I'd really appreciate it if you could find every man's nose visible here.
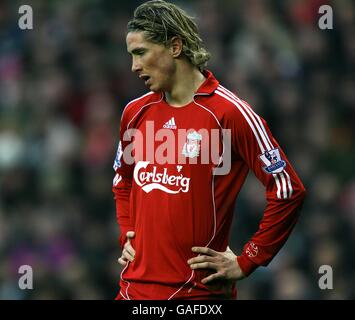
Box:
[131,58,142,73]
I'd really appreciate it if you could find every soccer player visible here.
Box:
[112,0,306,300]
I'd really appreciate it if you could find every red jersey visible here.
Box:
[112,70,306,300]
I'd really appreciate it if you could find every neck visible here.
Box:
[165,64,206,107]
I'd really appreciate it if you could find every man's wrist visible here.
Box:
[236,254,258,277]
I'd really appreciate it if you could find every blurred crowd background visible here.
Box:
[0,0,354,299]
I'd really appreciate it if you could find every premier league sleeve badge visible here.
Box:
[259,148,286,174]
[113,141,123,170]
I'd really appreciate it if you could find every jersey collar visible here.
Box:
[194,69,220,95]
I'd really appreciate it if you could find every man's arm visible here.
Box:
[188,95,306,282]
[112,170,134,249]
[112,111,135,251]
[113,170,136,265]
[231,98,306,276]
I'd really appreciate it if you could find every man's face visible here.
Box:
[126,31,176,92]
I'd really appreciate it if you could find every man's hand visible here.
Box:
[187,246,245,284]
[118,231,136,266]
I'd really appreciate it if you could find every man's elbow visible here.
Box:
[293,182,307,206]
[299,184,307,200]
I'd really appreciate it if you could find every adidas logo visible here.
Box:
[163,117,177,129]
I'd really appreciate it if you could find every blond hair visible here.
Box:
[127,0,210,70]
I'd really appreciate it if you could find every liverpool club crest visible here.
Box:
[182,131,202,158]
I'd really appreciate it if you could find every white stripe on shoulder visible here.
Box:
[240,98,274,150]
[215,89,265,153]
[218,85,274,150]
[217,86,292,200]
[218,85,274,149]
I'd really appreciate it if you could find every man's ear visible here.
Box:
[170,36,183,58]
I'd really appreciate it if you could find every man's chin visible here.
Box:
[148,85,162,93]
